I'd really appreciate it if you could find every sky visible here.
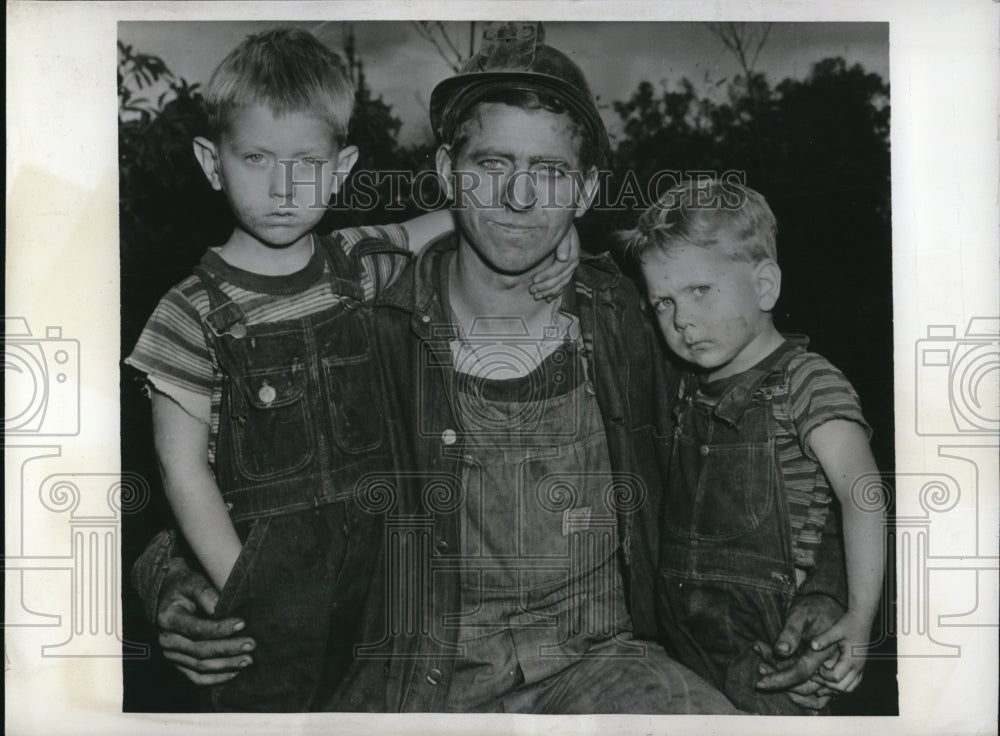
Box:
[119,20,889,146]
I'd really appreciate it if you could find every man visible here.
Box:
[137,22,847,713]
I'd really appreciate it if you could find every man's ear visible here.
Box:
[573,167,600,219]
[192,137,222,191]
[330,145,360,195]
[754,259,782,311]
[435,144,455,202]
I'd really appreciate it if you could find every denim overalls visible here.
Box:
[657,339,817,715]
[194,237,390,711]
[441,330,634,711]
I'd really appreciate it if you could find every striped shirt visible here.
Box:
[125,225,408,466]
[696,347,871,570]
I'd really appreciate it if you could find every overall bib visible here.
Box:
[442,337,633,711]
[657,342,817,715]
[195,240,388,711]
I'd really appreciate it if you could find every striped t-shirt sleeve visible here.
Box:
[787,352,872,461]
[124,277,215,398]
[334,223,410,302]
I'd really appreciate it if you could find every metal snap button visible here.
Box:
[420,314,432,324]
[258,383,277,405]
[699,445,710,456]
[230,323,247,339]
[434,538,449,554]
[426,668,443,685]
[441,428,457,445]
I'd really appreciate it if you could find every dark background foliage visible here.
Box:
[120,27,895,714]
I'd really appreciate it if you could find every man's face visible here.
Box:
[437,102,595,277]
[195,103,357,250]
[640,243,774,381]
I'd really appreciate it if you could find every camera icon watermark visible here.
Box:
[3,317,80,436]
[915,317,999,436]
[417,314,584,443]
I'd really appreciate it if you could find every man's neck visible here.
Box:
[448,240,556,337]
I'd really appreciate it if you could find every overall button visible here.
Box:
[229,323,247,339]
[426,668,443,686]
[699,445,710,456]
[434,538,449,554]
[441,428,457,445]
[258,383,277,405]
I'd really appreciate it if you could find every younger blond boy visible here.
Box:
[626,179,884,714]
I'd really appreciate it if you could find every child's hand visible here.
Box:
[809,611,873,693]
[530,226,580,301]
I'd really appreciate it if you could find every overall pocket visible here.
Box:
[664,409,776,541]
[321,352,383,454]
[214,516,271,618]
[230,361,315,480]
[315,309,384,454]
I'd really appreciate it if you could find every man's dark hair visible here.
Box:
[448,89,599,171]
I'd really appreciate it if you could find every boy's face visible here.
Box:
[640,242,780,381]
[194,104,357,250]
[436,102,596,277]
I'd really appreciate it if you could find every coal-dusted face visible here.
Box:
[436,102,595,278]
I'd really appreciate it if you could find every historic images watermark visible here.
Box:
[276,165,750,213]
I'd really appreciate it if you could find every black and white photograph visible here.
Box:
[118,17,898,716]
[5,2,998,734]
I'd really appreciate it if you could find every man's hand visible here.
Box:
[156,563,255,686]
[530,226,581,301]
[752,593,845,709]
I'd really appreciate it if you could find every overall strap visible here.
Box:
[191,265,253,422]
[316,233,367,304]
[192,264,249,339]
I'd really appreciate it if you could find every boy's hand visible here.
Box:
[530,226,580,301]
[156,561,255,686]
[809,611,872,694]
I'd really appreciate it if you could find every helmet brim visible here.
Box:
[430,71,609,167]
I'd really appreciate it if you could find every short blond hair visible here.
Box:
[621,178,777,264]
[205,27,354,143]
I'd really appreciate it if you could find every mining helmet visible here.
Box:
[429,22,609,166]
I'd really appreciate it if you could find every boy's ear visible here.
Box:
[754,259,782,311]
[573,167,600,219]
[435,145,455,202]
[330,145,360,195]
[192,137,222,191]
